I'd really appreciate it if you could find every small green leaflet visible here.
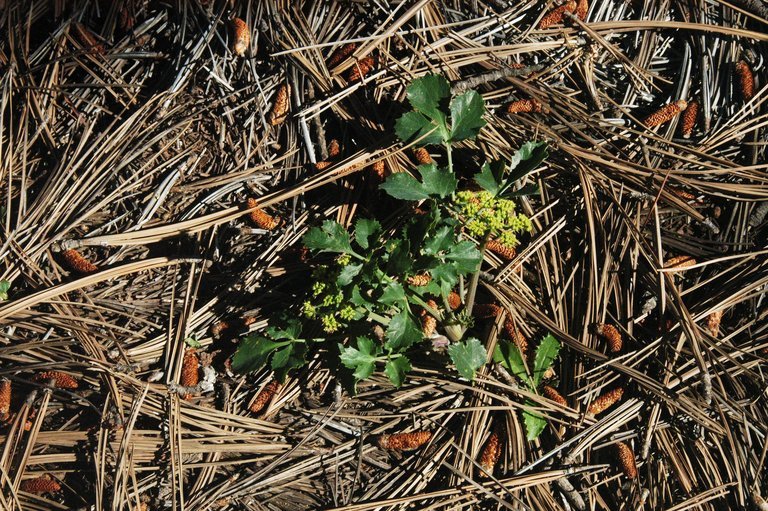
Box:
[384,356,412,388]
[532,334,560,388]
[493,340,531,387]
[507,141,548,184]
[337,263,363,286]
[232,335,290,373]
[354,219,381,250]
[523,406,547,440]
[385,310,422,351]
[379,163,457,201]
[449,90,486,141]
[407,74,451,122]
[271,342,306,382]
[303,220,354,254]
[448,337,488,380]
[184,336,202,348]
[0,280,9,301]
[395,112,446,146]
[339,336,382,381]
[475,159,506,196]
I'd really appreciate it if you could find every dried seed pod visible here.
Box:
[249,379,281,414]
[615,442,638,478]
[268,83,290,126]
[587,387,624,416]
[377,430,432,451]
[735,60,755,101]
[681,100,699,139]
[407,273,432,287]
[247,198,280,230]
[413,147,433,164]
[34,371,79,389]
[473,303,502,319]
[664,255,696,269]
[371,160,386,180]
[643,100,688,128]
[328,139,341,158]
[0,379,10,418]
[20,475,61,494]
[506,99,543,114]
[231,17,250,57]
[314,160,332,171]
[327,42,357,68]
[539,1,578,29]
[479,425,503,475]
[707,309,722,337]
[347,56,375,82]
[447,291,462,311]
[61,249,98,274]
[542,385,567,406]
[180,349,199,394]
[503,318,528,356]
[72,22,105,54]
[486,239,517,260]
[594,323,622,353]
[421,314,437,337]
[576,0,589,19]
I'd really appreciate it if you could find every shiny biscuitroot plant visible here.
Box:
[233,74,548,390]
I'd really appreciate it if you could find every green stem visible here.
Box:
[367,311,391,326]
[465,234,490,317]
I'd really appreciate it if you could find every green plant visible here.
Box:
[233,74,547,391]
[0,280,10,301]
[493,333,561,439]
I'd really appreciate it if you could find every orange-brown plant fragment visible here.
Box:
[576,0,589,19]
[20,475,61,494]
[0,379,10,419]
[506,99,543,114]
[377,430,433,451]
[707,310,722,337]
[249,379,281,414]
[72,23,105,54]
[327,139,341,158]
[479,425,503,475]
[487,239,517,260]
[347,56,375,82]
[180,349,199,397]
[539,1,578,29]
[587,387,624,415]
[231,17,250,56]
[542,385,567,406]
[681,100,699,138]
[664,255,696,269]
[447,291,462,311]
[643,100,688,128]
[371,160,386,180]
[34,371,79,389]
[61,249,98,274]
[327,42,357,68]
[503,318,528,356]
[615,442,638,478]
[247,198,280,230]
[473,303,502,319]
[594,323,622,353]
[413,147,433,165]
[268,83,290,126]
[407,273,432,287]
[735,60,755,101]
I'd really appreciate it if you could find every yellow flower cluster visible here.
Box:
[456,191,532,246]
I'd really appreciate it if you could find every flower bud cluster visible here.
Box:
[302,256,359,333]
[455,191,533,246]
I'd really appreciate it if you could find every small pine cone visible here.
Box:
[542,385,567,406]
[231,17,250,57]
[328,139,341,158]
[421,314,437,337]
[249,379,281,414]
[707,309,722,337]
[0,379,10,418]
[669,187,696,200]
[615,442,638,479]
[587,387,624,416]
[473,303,502,319]
[407,273,432,286]
[487,239,517,261]
[413,148,433,165]
[479,426,503,475]
[34,371,78,389]
[72,23,105,54]
[268,83,290,126]
[447,291,462,311]
[210,320,230,337]
[181,349,199,394]
[576,0,589,19]
[643,100,688,128]
[664,255,696,269]
[327,42,357,68]
[681,100,699,139]
[347,56,375,82]
[503,318,528,356]
[20,475,61,494]
[421,299,439,317]
[539,1,578,29]
[594,323,622,353]
[61,249,98,274]
[735,60,755,101]
[247,198,280,230]
[377,430,433,451]
[315,160,332,171]
[371,160,386,180]
[506,98,543,114]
